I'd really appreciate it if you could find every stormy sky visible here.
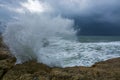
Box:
[0,0,120,36]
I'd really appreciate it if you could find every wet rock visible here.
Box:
[0,57,16,80]
[2,61,51,80]
[0,50,10,60]
[1,57,120,80]
[0,70,4,79]
[0,36,10,60]
[49,58,120,80]
[0,37,15,80]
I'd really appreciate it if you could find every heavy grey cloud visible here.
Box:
[43,0,120,35]
[0,0,120,35]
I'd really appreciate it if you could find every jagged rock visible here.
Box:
[49,58,120,80]
[0,70,4,79]
[0,36,10,60]
[2,61,51,80]
[0,50,10,60]
[0,37,16,80]
[0,57,16,80]
[1,58,120,80]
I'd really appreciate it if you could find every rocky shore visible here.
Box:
[0,37,120,80]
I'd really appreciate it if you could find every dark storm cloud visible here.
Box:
[0,0,120,23]
[42,0,120,35]
[0,0,120,35]
[0,0,27,21]
[0,0,25,7]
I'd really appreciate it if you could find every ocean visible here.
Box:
[2,15,120,68]
[43,36,120,67]
[34,36,120,67]
[78,36,120,42]
[1,0,120,69]
[58,36,120,67]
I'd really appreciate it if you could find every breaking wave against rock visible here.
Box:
[3,13,76,67]
[2,13,120,67]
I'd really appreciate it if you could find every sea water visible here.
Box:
[36,36,120,67]
[2,14,120,68]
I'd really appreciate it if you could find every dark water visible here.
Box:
[78,36,120,42]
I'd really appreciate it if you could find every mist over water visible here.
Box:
[3,13,120,67]
[1,0,120,67]
[3,13,76,66]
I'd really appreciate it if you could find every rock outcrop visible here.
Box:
[0,37,120,80]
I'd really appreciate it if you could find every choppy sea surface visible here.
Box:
[3,19,120,67]
[78,36,120,42]
[35,36,120,67]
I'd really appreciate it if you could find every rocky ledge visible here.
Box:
[0,37,120,80]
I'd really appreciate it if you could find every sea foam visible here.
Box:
[3,13,76,67]
[3,13,120,68]
[1,0,120,68]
